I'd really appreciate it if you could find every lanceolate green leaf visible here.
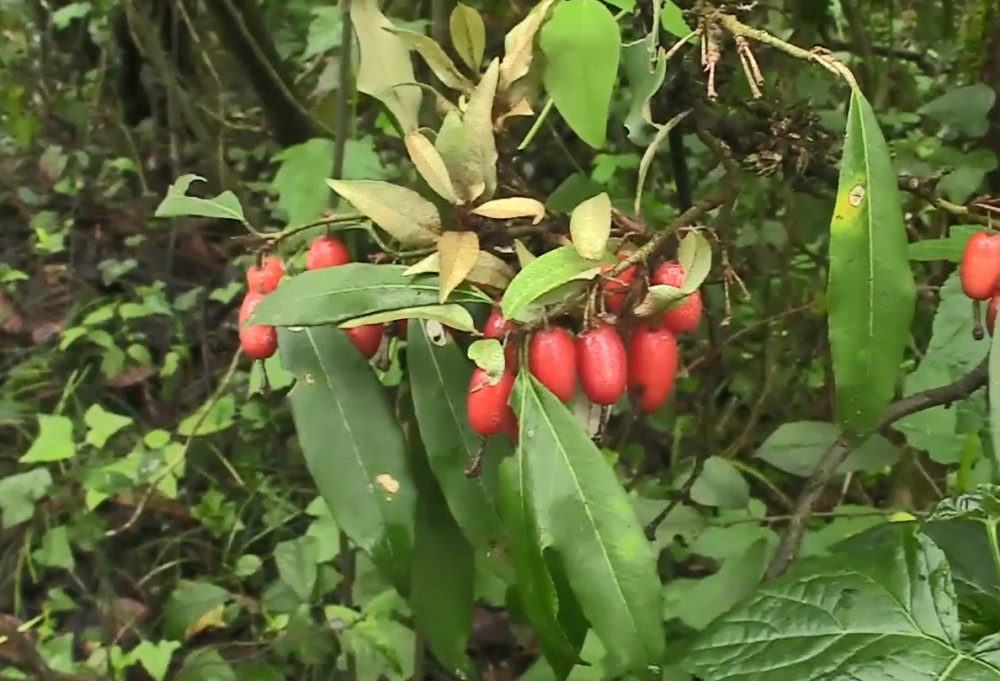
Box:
[511,373,665,673]
[501,246,614,321]
[827,89,916,435]
[248,264,490,327]
[279,326,415,595]
[407,320,508,555]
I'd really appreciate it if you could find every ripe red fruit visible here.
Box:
[306,236,351,270]
[345,324,382,359]
[247,256,284,293]
[628,323,679,413]
[467,368,517,437]
[239,291,266,327]
[395,319,409,339]
[961,232,1000,301]
[576,323,628,406]
[528,327,577,402]
[989,295,1000,336]
[601,257,638,313]
[240,324,278,360]
[483,307,519,371]
[651,261,702,334]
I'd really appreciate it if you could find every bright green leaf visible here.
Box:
[273,139,336,227]
[907,225,980,262]
[660,1,693,38]
[468,338,507,379]
[176,396,236,438]
[130,640,182,681]
[501,246,614,321]
[84,404,133,449]
[154,175,246,223]
[0,468,52,528]
[21,414,76,463]
[33,525,75,570]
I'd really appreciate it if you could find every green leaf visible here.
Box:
[21,414,76,463]
[501,246,614,322]
[676,231,712,292]
[622,33,666,142]
[407,321,507,553]
[327,179,441,246]
[462,58,500,200]
[33,525,75,570]
[686,457,749,510]
[449,4,486,70]
[918,84,996,138]
[274,536,320,602]
[756,421,900,478]
[388,27,474,94]
[569,192,612,260]
[273,139,336,227]
[827,89,916,435]
[539,0,621,148]
[279,326,416,595]
[163,581,231,641]
[248,264,489,328]
[907,225,979,262]
[511,372,664,673]
[234,555,262,577]
[84,404,133,449]
[634,110,689,214]
[991,327,1000,475]
[633,284,688,318]
[685,528,998,681]
[467,338,506,379]
[0,468,52,528]
[154,175,246,222]
[339,304,476,333]
[128,640,182,681]
[176,396,236,437]
[660,1,693,38]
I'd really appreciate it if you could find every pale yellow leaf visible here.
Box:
[498,96,535,127]
[472,197,546,224]
[499,0,558,91]
[327,179,440,246]
[514,239,537,267]
[185,604,225,639]
[569,192,612,260]
[463,59,500,200]
[404,132,458,203]
[408,249,515,291]
[387,27,475,94]
[450,4,486,71]
[436,110,485,203]
[350,0,422,133]
[403,252,440,277]
[437,231,481,303]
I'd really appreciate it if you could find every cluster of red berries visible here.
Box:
[467,257,703,439]
[960,231,1000,335]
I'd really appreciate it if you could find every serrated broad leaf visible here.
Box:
[339,304,475,333]
[450,4,486,70]
[154,175,246,222]
[248,264,489,327]
[473,197,546,225]
[405,250,515,291]
[436,110,486,203]
[468,339,506,380]
[569,192,612,260]
[827,89,916,435]
[327,179,441,246]
[676,230,712,292]
[388,27,475,94]
[633,284,688,318]
[279,326,416,595]
[463,59,500,200]
[438,232,481,303]
[350,0,421,133]
[501,246,614,321]
[499,0,558,91]
[404,132,458,203]
[635,110,688,215]
[511,373,664,673]
[684,529,997,681]
[539,0,621,148]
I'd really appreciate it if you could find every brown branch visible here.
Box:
[764,356,990,580]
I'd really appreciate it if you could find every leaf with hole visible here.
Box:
[326,179,441,246]
[622,33,667,143]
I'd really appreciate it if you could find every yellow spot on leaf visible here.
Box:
[376,474,400,495]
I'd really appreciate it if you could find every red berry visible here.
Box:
[528,327,577,402]
[651,261,702,334]
[628,323,679,413]
[576,323,628,406]
[988,295,1000,336]
[240,324,278,360]
[395,319,409,339]
[467,368,517,437]
[247,256,284,293]
[961,232,1000,301]
[601,255,638,313]
[239,291,266,328]
[483,307,519,371]
[345,324,382,359]
[306,236,351,270]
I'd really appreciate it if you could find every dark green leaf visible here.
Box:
[511,373,664,673]
[756,421,900,477]
[249,264,490,327]
[154,175,246,222]
[827,89,916,434]
[621,33,666,143]
[279,326,416,595]
[272,139,336,227]
[274,536,320,602]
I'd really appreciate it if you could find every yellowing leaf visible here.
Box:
[185,603,225,639]
[351,0,422,133]
[499,0,558,91]
[676,231,712,293]
[569,192,612,260]
[464,59,500,200]
[388,27,475,94]
[438,232,481,303]
[436,110,485,203]
[450,4,486,71]
[407,249,515,291]
[472,197,546,224]
[405,132,458,204]
[338,304,477,333]
[327,179,440,246]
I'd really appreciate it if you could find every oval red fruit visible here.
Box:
[483,307,519,371]
[628,323,679,413]
[528,327,577,402]
[247,256,284,293]
[989,295,1000,336]
[576,323,628,406]
[345,324,382,359]
[467,368,517,437]
[961,232,1000,301]
[395,319,409,339]
[239,291,266,328]
[240,324,278,360]
[601,259,637,314]
[651,261,702,334]
[306,236,351,270]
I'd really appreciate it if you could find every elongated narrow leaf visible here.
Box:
[676,231,712,293]
[511,373,664,673]
[327,179,441,246]
[498,458,586,680]
[569,192,612,260]
[827,89,916,434]
[438,232,480,303]
[408,321,507,553]
[450,4,486,70]
[388,27,475,94]
[501,246,614,321]
[248,264,490,327]
[404,132,458,204]
[279,326,416,595]
[436,110,485,204]
[463,59,500,200]
[473,197,546,224]
[499,0,558,91]
[339,304,475,333]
